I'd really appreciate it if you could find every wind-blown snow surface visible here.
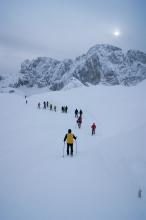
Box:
[0,81,146,220]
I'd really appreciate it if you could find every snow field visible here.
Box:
[0,81,146,220]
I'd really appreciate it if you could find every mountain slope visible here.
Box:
[4,44,145,91]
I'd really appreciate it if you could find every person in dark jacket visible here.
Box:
[77,115,82,128]
[38,102,41,109]
[79,109,83,116]
[64,129,77,156]
[65,106,68,113]
[61,106,64,113]
[75,109,78,118]
[43,101,46,109]
[50,104,52,110]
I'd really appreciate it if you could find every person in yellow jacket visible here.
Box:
[64,129,77,156]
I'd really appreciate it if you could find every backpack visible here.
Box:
[91,124,96,129]
[67,133,74,144]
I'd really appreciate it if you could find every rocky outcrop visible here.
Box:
[11,44,146,90]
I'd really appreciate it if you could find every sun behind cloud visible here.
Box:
[113,30,121,36]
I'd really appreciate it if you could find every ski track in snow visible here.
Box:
[0,82,146,220]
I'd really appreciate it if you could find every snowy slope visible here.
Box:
[0,81,146,220]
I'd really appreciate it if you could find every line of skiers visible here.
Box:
[75,109,96,135]
[37,102,69,113]
[38,102,56,111]
[37,103,96,134]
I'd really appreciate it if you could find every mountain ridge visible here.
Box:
[1,44,146,91]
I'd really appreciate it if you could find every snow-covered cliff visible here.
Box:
[2,44,146,91]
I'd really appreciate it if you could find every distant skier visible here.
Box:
[50,104,52,110]
[64,129,77,156]
[54,106,56,112]
[77,115,82,128]
[46,101,49,108]
[79,109,83,117]
[61,106,64,113]
[75,109,78,118]
[65,106,68,113]
[38,102,40,109]
[138,189,142,199]
[25,100,28,104]
[91,123,96,135]
[43,101,46,109]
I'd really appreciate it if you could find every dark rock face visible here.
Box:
[73,54,101,85]
[14,44,146,90]
[126,50,146,64]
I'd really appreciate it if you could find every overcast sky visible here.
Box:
[0,0,146,74]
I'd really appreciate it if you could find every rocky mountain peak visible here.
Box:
[1,44,146,91]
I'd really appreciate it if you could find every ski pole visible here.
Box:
[63,142,66,157]
[75,140,77,154]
